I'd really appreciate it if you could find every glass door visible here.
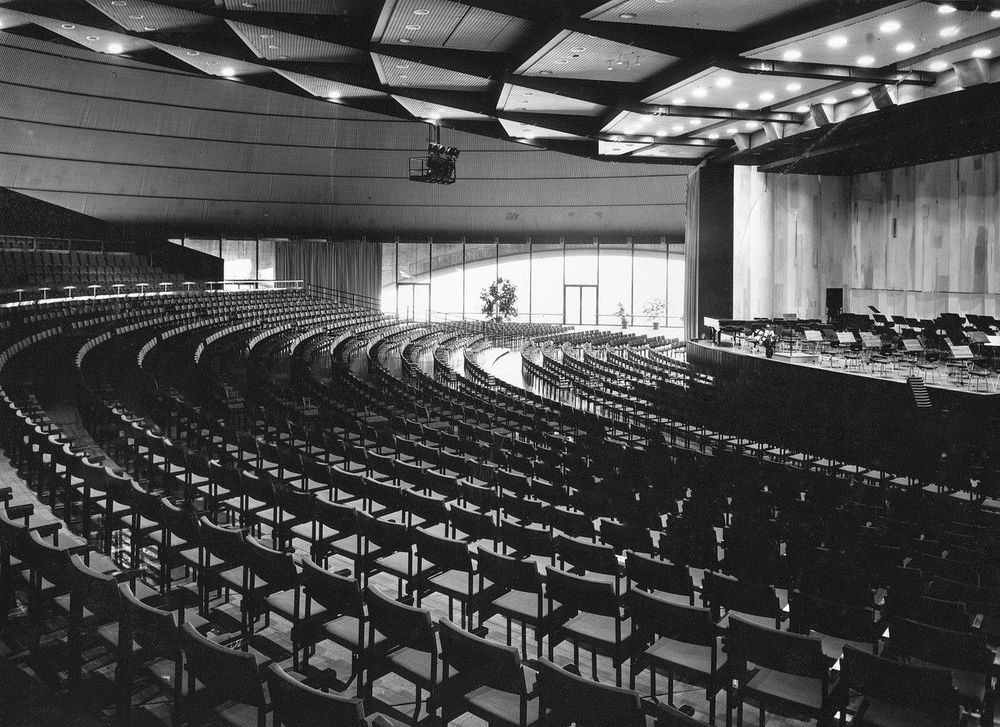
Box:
[564,285,598,325]
[397,283,430,320]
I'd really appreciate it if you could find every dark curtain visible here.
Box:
[684,168,701,341]
[276,239,382,301]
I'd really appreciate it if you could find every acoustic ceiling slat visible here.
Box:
[227,20,365,62]
[498,83,608,116]
[516,31,678,82]
[83,0,213,33]
[276,69,388,99]
[584,0,820,32]
[374,52,492,90]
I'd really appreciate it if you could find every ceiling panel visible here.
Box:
[373,52,492,90]
[644,66,836,110]
[632,143,715,159]
[603,110,724,138]
[0,9,39,30]
[498,119,585,140]
[498,83,607,116]
[747,2,1000,69]
[83,0,213,33]
[227,20,364,62]
[152,41,267,78]
[598,140,650,155]
[915,36,1000,72]
[517,30,678,82]
[276,69,388,99]
[375,0,532,51]
[391,95,492,120]
[584,0,822,32]
[27,15,155,56]
[219,0,366,14]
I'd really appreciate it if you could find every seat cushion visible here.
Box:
[427,570,492,599]
[492,589,552,625]
[325,615,373,650]
[855,699,946,727]
[562,612,631,650]
[646,637,725,681]
[385,646,441,688]
[744,666,827,714]
[465,671,539,726]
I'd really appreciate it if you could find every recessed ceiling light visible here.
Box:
[413,9,429,14]
[827,35,848,49]
[929,60,948,71]
[715,76,732,88]
[111,0,127,5]
[671,124,684,132]
[822,96,837,104]
[220,67,235,77]
[554,59,568,64]
[851,88,867,96]
[796,105,809,113]
[782,49,802,61]
[186,50,199,56]
[726,127,738,134]
[786,82,802,92]
[992,9,1000,18]
[107,42,123,54]
[937,4,956,14]
[895,41,915,53]
[655,0,675,3]
[328,90,340,99]
[143,26,156,31]
[85,35,100,41]
[619,13,636,19]
[570,46,585,53]
[758,91,774,102]
[939,26,959,38]
[523,134,534,140]
[398,74,408,80]
[405,24,421,30]
[692,87,707,98]
[735,101,749,110]
[856,55,875,66]
[277,55,286,60]
[241,1,255,7]
[744,121,759,129]
[972,47,992,58]
[879,20,901,33]
[539,70,552,75]
[689,119,701,126]
[61,23,75,29]
[398,38,411,43]
[395,63,409,69]
[672,97,685,105]
[128,14,143,20]
[655,129,666,136]
[259,34,272,39]
[708,133,719,139]
[267,44,279,49]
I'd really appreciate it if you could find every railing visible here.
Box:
[305,283,381,311]
[0,235,137,254]
[211,279,303,291]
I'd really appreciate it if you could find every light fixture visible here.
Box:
[570,46,585,52]
[708,133,719,139]
[128,14,143,20]
[111,0,127,5]
[692,87,708,98]
[992,9,1000,18]
[241,1,255,7]
[786,82,801,92]
[759,91,775,102]
[822,96,837,104]
[796,105,809,113]
[827,35,848,49]
[395,63,409,69]
[619,13,636,19]
[782,49,802,61]
[972,47,992,58]
[937,4,957,14]
[61,23,75,29]
[744,121,759,129]
[398,38,411,43]
[671,123,684,132]
[539,70,552,75]
[689,119,701,126]
[715,76,732,88]
[939,26,958,38]
[879,20,901,33]
[735,101,749,110]
[220,67,235,77]
[856,55,875,66]
[655,128,666,136]
[929,60,948,71]
[143,26,156,31]
[672,97,686,104]
[405,24,421,30]
[267,44,279,49]
[554,59,569,64]
[726,127,738,134]
[413,9,429,15]
[851,87,867,96]
[895,41,915,53]
[186,50,199,56]
[85,35,100,41]
[107,42,123,54]
[328,90,341,99]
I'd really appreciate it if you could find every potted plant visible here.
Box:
[480,277,518,323]
[614,302,629,329]
[642,298,667,330]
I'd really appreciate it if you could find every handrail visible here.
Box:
[305,283,380,311]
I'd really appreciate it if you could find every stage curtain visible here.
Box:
[275,239,382,301]
[684,168,701,340]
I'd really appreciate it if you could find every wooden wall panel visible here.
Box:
[734,150,1000,320]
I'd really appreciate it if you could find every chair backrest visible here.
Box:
[414,528,471,572]
[841,644,961,726]
[501,518,554,559]
[625,551,694,600]
[702,571,779,620]
[403,487,449,526]
[364,584,435,652]
[300,558,363,617]
[555,534,619,576]
[243,537,298,591]
[198,516,246,564]
[179,622,267,707]
[265,662,365,727]
[888,617,993,673]
[312,496,356,533]
[728,616,827,678]
[627,589,715,647]
[437,618,527,694]
[330,465,364,499]
[160,497,200,542]
[545,566,618,617]
[67,554,121,623]
[364,477,404,512]
[534,657,646,727]
[118,582,179,661]
[358,511,409,553]
[599,519,655,554]
[476,547,543,593]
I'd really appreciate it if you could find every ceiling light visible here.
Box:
[937,4,956,14]
[692,87,708,98]
[328,90,340,99]
[267,44,279,49]
[128,14,143,20]
[554,59,568,64]
[879,20,901,33]
[523,134,534,140]
[735,101,749,110]
[61,23,75,29]
[111,0,127,5]
[85,35,100,41]
[895,41,915,53]
[398,38,411,43]
[395,63,409,69]
[672,97,686,104]
[143,25,156,31]
[672,124,684,132]
[827,35,848,49]
[715,76,732,88]
[786,82,801,92]
[259,34,272,39]
[929,60,948,71]
[570,46,585,52]
[539,70,552,75]
[220,67,235,77]
[625,126,637,134]
[782,49,802,61]
[939,26,959,38]
[186,50,199,56]
[619,13,636,19]
[414,8,429,15]
[759,91,775,102]
[856,55,875,66]
[241,1,255,7]
[655,129,666,136]
[744,121,759,129]
[992,9,1000,18]
[822,96,837,104]
[689,119,702,127]
[726,127,738,134]
[796,105,809,113]
[405,24,421,30]
[708,133,719,139]
[972,47,992,58]
[851,88,867,96]
[106,42,123,54]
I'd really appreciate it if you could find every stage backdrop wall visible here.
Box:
[733,150,1000,320]
[275,240,381,301]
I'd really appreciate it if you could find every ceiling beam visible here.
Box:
[626,102,805,124]
[596,133,731,149]
[722,58,938,87]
